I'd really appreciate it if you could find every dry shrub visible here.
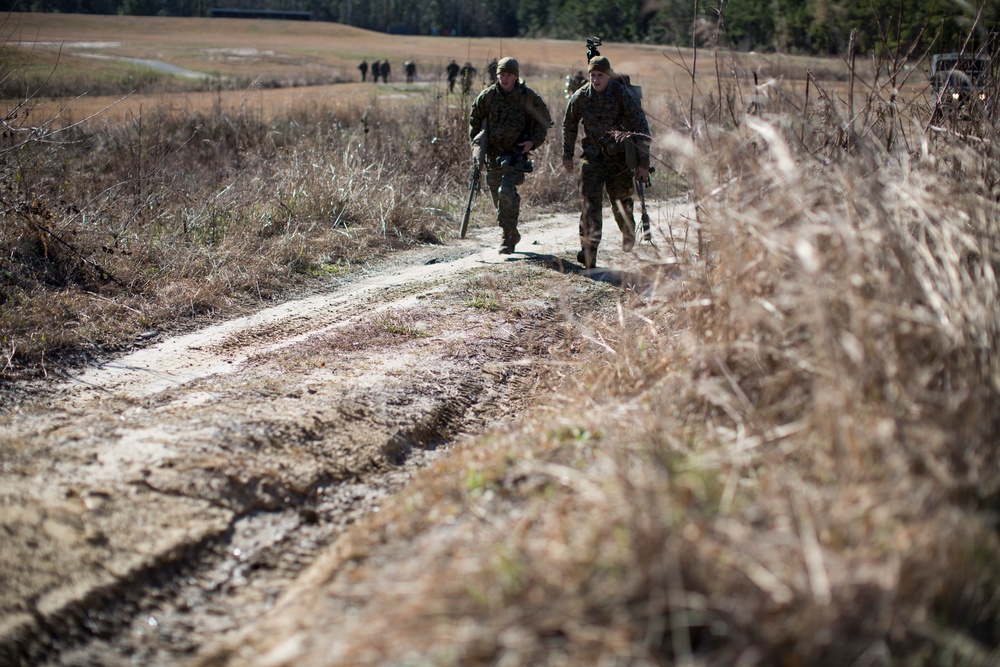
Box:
[529,105,1000,662]
[0,64,577,381]
[257,75,1000,667]
[633,111,1000,662]
[0,89,484,380]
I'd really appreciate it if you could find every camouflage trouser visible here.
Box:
[579,155,636,250]
[486,165,524,235]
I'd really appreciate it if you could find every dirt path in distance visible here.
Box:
[0,207,683,666]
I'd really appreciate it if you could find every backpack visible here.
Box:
[615,73,643,105]
[610,74,645,169]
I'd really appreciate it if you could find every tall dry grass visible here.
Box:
[221,39,1000,667]
[0,65,575,380]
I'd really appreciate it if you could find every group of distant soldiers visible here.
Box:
[358,57,506,93]
[358,60,418,83]
[445,60,477,94]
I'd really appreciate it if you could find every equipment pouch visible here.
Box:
[496,153,533,173]
[599,136,620,157]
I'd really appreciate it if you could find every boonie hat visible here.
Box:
[587,56,614,75]
[496,57,519,76]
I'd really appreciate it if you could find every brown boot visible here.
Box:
[499,227,520,254]
[622,230,636,252]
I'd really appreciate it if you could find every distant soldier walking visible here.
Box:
[460,62,477,94]
[370,60,380,83]
[358,60,368,82]
[565,70,586,96]
[379,60,391,83]
[562,56,650,268]
[469,57,552,254]
[404,60,417,83]
[446,59,460,93]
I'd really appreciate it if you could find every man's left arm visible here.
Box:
[469,94,485,143]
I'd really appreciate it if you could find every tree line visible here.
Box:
[6,0,998,56]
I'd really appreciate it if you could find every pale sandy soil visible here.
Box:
[0,203,689,665]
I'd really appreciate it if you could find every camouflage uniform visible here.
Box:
[563,68,650,261]
[469,61,551,250]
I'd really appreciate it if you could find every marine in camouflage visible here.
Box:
[469,71,551,247]
[562,69,650,260]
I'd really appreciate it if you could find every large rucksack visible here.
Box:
[616,72,643,105]
[609,74,646,170]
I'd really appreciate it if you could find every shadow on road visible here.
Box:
[514,251,673,295]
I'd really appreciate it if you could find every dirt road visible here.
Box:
[0,209,679,666]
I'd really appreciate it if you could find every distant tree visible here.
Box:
[120,0,158,15]
[555,0,637,42]
[640,0,699,46]
[4,0,996,56]
[517,0,551,36]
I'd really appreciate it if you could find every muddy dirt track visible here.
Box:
[0,208,682,666]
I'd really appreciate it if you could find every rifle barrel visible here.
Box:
[460,167,479,239]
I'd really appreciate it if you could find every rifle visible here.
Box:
[461,123,488,239]
[460,164,479,239]
[625,133,654,245]
[636,172,653,244]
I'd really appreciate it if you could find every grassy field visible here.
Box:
[4,12,1000,666]
[3,12,931,127]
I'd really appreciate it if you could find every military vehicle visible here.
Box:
[930,52,993,121]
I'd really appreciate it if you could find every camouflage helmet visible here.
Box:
[496,57,519,77]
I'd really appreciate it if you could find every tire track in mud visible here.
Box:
[0,214,640,666]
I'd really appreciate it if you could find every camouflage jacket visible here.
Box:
[562,78,650,169]
[469,81,551,159]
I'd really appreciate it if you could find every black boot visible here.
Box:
[576,246,597,269]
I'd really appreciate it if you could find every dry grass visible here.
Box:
[6,13,1000,665]
[199,38,1000,667]
[0,74,576,380]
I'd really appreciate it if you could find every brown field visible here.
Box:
[5,12,997,666]
[3,12,933,127]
